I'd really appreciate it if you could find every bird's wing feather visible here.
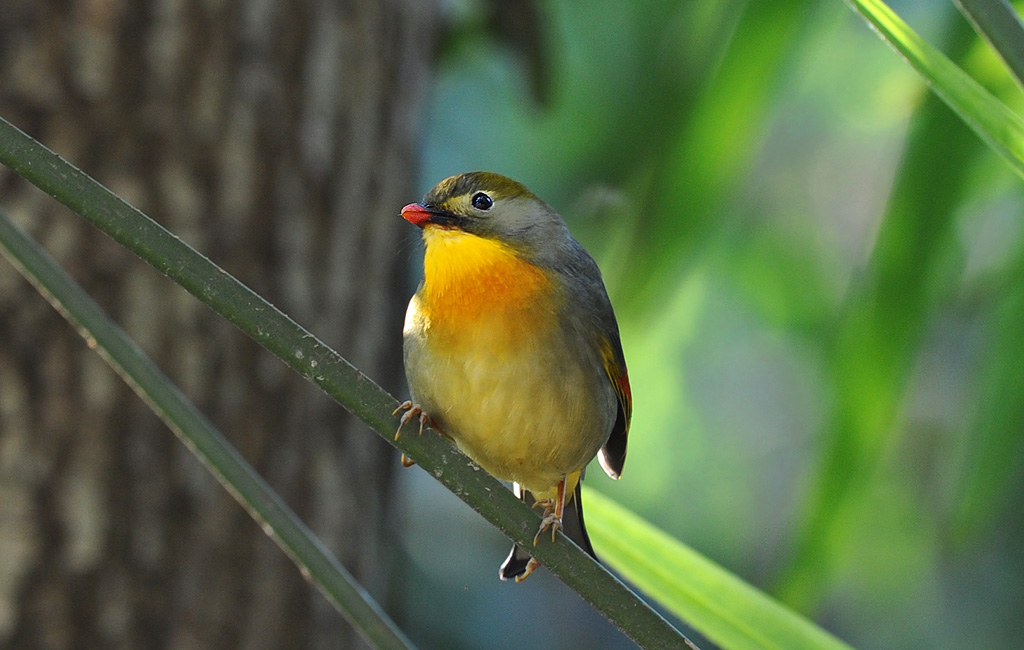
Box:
[551,239,631,479]
[597,332,631,479]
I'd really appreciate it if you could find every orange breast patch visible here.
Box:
[418,227,557,341]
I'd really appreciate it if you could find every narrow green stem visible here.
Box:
[0,208,416,650]
[956,0,1024,90]
[844,0,1024,179]
[0,116,694,649]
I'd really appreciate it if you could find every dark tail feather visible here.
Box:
[561,480,596,557]
[499,480,596,581]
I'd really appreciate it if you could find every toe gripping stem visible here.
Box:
[392,401,430,467]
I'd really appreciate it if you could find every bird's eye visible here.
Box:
[471,192,493,211]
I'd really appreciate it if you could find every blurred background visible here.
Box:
[1,0,1022,649]
[397,1,1024,648]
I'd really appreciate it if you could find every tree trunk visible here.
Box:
[0,1,436,647]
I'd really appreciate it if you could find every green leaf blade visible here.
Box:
[847,0,1024,178]
[585,489,855,650]
[956,0,1024,90]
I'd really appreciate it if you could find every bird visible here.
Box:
[395,171,631,581]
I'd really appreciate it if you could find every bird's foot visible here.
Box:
[392,401,429,440]
[531,477,568,545]
[392,401,432,468]
[531,498,554,512]
[514,557,541,583]
[532,500,563,546]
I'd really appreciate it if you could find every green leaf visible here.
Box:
[623,0,813,313]
[955,0,1024,90]
[845,0,1024,178]
[953,253,1024,538]
[584,489,855,650]
[774,9,984,612]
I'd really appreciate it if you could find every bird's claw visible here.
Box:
[392,401,428,440]
[533,514,563,546]
[532,500,563,546]
[514,557,541,583]
[393,401,427,468]
[531,498,554,512]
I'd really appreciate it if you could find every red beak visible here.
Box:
[401,203,433,227]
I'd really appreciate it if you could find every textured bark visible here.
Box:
[0,0,436,648]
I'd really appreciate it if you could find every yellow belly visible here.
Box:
[408,314,605,492]
[403,228,611,494]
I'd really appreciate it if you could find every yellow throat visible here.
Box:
[417,227,556,338]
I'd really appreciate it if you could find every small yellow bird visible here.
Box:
[396,171,631,581]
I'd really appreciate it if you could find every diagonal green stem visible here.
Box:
[956,0,1024,90]
[0,208,417,650]
[844,0,1024,179]
[0,116,694,649]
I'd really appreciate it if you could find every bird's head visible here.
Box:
[402,172,570,264]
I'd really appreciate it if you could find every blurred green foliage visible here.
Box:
[398,1,1024,648]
